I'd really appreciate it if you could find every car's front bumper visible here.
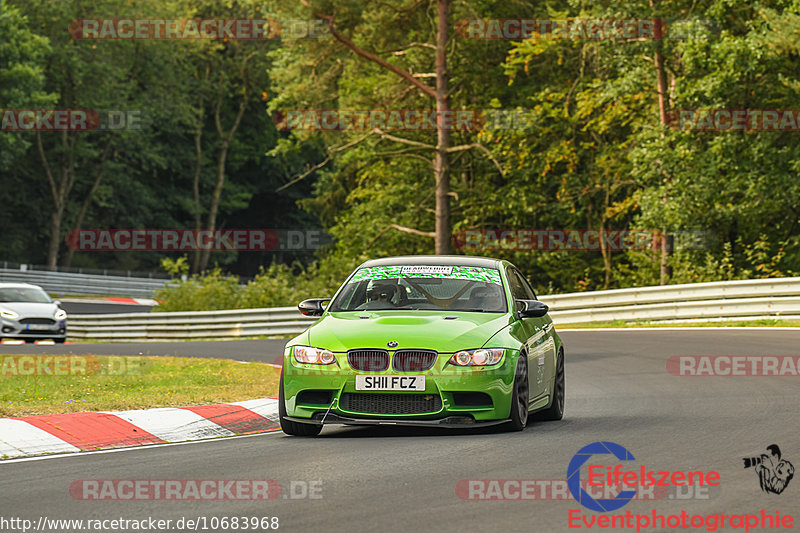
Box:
[283,349,518,424]
[284,413,510,428]
[1,318,67,340]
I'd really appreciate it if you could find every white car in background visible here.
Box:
[0,283,67,343]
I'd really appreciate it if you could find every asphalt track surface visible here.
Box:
[58,301,153,314]
[2,329,800,533]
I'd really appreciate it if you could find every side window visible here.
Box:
[505,268,528,301]
[515,270,538,300]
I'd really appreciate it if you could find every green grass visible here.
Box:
[0,355,280,417]
[555,318,800,329]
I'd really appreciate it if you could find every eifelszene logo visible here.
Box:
[567,441,638,512]
[567,441,721,512]
[743,445,794,494]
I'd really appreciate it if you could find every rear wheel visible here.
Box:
[505,355,529,431]
[532,348,565,421]
[279,370,322,437]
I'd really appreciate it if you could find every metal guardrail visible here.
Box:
[64,277,800,341]
[68,307,314,341]
[545,297,800,324]
[539,277,800,324]
[0,261,173,279]
[0,267,174,298]
[539,277,800,309]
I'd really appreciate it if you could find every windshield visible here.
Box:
[0,287,52,303]
[329,265,507,313]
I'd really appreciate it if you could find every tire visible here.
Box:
[55,338,66,344]
[504,354,529,431]
[279,370,322,436]
[532,348,565,421]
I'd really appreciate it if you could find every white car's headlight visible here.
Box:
[0,309,19,320]
[294,346,336,365]
[55,309,67,320]
[449,348,504,366]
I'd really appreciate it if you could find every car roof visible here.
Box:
[358,255,504,269]
[0,283,44,289]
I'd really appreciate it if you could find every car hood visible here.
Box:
[306,311,511,352]
[0,302,58,317]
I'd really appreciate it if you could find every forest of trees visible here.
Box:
[2,0,800,302]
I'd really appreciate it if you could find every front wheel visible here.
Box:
[532,348,565,421]
[278,370,322,437]
[504,355,529,431]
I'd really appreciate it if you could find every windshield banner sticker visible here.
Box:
[350,266,502,285]
[401,266,453,275]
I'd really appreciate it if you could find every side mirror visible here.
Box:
[515,299,549,318]
[298,298,331,317]
[53,300,62,307]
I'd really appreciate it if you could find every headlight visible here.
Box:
[0,309,19,320]
[449,348,504,367]
[55,309,67,320]
[294,346,336,365]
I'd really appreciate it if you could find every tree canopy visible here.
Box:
[2,0,799,297]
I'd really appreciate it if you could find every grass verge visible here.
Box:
[0,355,280,417]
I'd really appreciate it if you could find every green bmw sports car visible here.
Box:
[279,256,565,436]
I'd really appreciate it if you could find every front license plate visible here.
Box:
[355,375,426,391]
[25,324,51,331]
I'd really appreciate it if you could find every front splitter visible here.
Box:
[284,414,510,428]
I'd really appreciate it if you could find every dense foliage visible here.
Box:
[2,0,799,309]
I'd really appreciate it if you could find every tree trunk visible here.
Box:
[652,4,673,284]
[190,97,205,274]
[599,191,612,289]
[198,140,230,271]
[63,136,114,268]
[197,91,247,272]
[47,207,63,270]
[38,131,75,269]
[318,8,466,254]
[433,0,451,255]
[660,229,674,282]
